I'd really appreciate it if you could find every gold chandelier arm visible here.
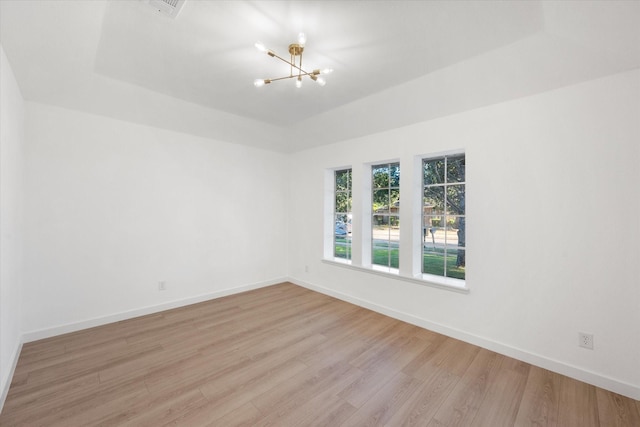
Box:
[299,52,303,79]
[268,50,311,77]
[265,71,318,83]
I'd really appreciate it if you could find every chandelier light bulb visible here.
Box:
[254,79,265,87]
[296,77,302,88]
[298,32,306,45]
[316,77,326,86]
[321,68,333,74]
[254,41,267,52]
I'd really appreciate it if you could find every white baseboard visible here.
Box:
[0,338,23,414]
[22,277,286,343]
[289,277,640,401]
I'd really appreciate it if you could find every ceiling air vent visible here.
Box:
[148,0,186,19]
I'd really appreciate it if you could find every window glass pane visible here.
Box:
[423,250,445,276]
[424,187,445,214]
[424,216,446,246]
[335,235,352,260]
[335,213,349,224]
[335,169,351,191]
[447,249,466,279]
[446,184,465,215]
[373,248,391,267]
[390,163,400,187]
[389,215,400,242]
[335,214,348,235]
[372,165,390,188]
[372,214,390,237]
[373,189,389,213]
[372,237,400,268]
[455,216,466,249]
[372,214,390,267]
[423,249,466,279]
[444,218,460,247]
[390,247,399,269]
[423,159,445,185]
[372,215,400,269]
[335,192,349,213]
[447,155,466,183]
[390,189,400,213]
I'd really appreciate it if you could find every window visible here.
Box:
[372,162,400,270]
[334,168,352,261]
[422,154,465,280]
[324,153,467,292]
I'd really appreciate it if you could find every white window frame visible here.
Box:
[324,167,352,264]
[370,161,401,274]
[420,151,466,287]
[333,168,353,263]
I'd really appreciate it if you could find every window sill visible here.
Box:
[321,259,469,294]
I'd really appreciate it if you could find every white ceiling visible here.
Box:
[1,1,639,152]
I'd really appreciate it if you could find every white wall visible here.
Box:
[0,45,25,406]
[288,69,640,399]
[23,103,289,337]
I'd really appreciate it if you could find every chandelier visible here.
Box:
[253,33,333,88]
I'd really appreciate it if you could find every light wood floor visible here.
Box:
[1,282,638,426]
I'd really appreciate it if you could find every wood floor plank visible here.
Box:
[1,372,100,414]
[255,384,357,427]
[428,348,505,427]
[7,377,149,426]
[8,342,161,401]
[338,334,432,408]
[401,333,449,377]
[251,360,361,415]
[144,352,253,397]
[194,359,309,422]
[338,363,404,409]
[198,333,327,398]
[1,282,637,426]
[595,387,640,427]
[349,325,431,371]
[384,367,461,426]
[404,337,480,380]
[296,333,370,369]
[119,388,209,427]
[340,371,424,426]
[468,357,530,427]
[320,307,398,342]
[199,402,264,427]
[251,363,362,427]
[513,365,562,427]
[295,397,357,427]
[557,375,600,427]
[11,342,66,370]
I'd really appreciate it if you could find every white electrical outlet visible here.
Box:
[158,281,167,291]
[579,332,594,349]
